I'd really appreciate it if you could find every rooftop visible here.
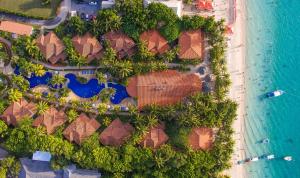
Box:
[178,30,204,60]
[188,127,214,150]
[126,70,202,109]
[103,31,135,58]
[99,119,134,146]
[63,113,100,145]
[196,0,213,11]
[0,21,33,36]
[1,98,36,126]
[32,107,67,134]
[140,123,169,149]
[140,30,170,55]
[36,32,66,64]
[72,33,103,63]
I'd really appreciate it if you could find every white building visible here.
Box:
[144,0,183,17]
[101,0,115,9]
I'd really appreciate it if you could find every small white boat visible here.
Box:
[266,154,275,160]
[284,156,292,161]
[250,157,259,162]
[266,90,284,98]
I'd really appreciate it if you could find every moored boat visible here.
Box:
[283,156,292,161]
[266,90,284,98]
[250,157,259,162]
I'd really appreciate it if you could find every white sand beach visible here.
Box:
[224,0,247,177]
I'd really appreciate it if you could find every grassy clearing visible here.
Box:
[0,0,62,19]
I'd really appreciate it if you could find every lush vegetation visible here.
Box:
[0,0,234,177]
[0,0,62,19]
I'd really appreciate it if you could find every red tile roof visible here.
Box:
[1,98,36,126]
[140,30,170,55]
[99,119,134,146]
[103,31,135,58]
[72,33,103,63]
[32,107,67,134]
[126,70,202,109]
[140,124,169,149]
[0,21,33,36]
[178,30,204,60]
[188,127,214,150]
[36,32,66,64]
[196,0,213,11]
[63,113,100,145]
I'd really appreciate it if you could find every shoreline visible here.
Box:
[225,0,247,177]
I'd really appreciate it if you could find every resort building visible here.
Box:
[63,113,100,145]
[140,30,170,55]
[72,33,103,63]
[32,107,67,135]
[126,70,202,109]
[143,0,183,17]
[36,32,66,64]
[196,0,213,11]
[99,119,134,146]
[0,21,33,37]
[19,158,101,178]
[103,31,135,59]
[1,98,36,126]
[140,124,169,149]
[188,127,214,150]
[178,30,204,60]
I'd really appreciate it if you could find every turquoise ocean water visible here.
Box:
[245,0,300,177]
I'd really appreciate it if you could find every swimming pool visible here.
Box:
[65,73,105,98]
[65,73,129,104]
[14,68,130,104]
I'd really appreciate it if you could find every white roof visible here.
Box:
[32,151,52,162]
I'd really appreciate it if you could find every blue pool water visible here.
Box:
[14,68,130,104]
[65,73,105,98]
[108,82,130,104]
[245,0,300,177]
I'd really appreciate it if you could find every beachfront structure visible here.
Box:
[99,119,134,146]
[103,31,136,59]
[19,158,101,178]
[188,127,214,150]
[0,98,36,126]
[140,30,170,55]
[143,0,183,17]
[32,107,67,135]
[126,70,202,109]
[196,0,213,11]
[63,113,100,145]
[72,33,103,63]
[178,30,204,60]
[140,124,169,149]
[0,21,33,37]
[36,32,66,64]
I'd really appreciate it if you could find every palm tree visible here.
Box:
[96,71,107,84]
[97,103,108,115]
[50,74,66,87]
[25,37,40,59]
[66,109,78,123]
[37,101,49,114]
[8,88,23,103]
[33,64,46,77]
[102,117,111,127]
[33,92,42,99]
[12,75,29,92]
[80,102,92,112]
[116,60,133,79]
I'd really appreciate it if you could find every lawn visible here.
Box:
[0,0,62,19]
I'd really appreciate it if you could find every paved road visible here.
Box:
[0,0,71,29]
